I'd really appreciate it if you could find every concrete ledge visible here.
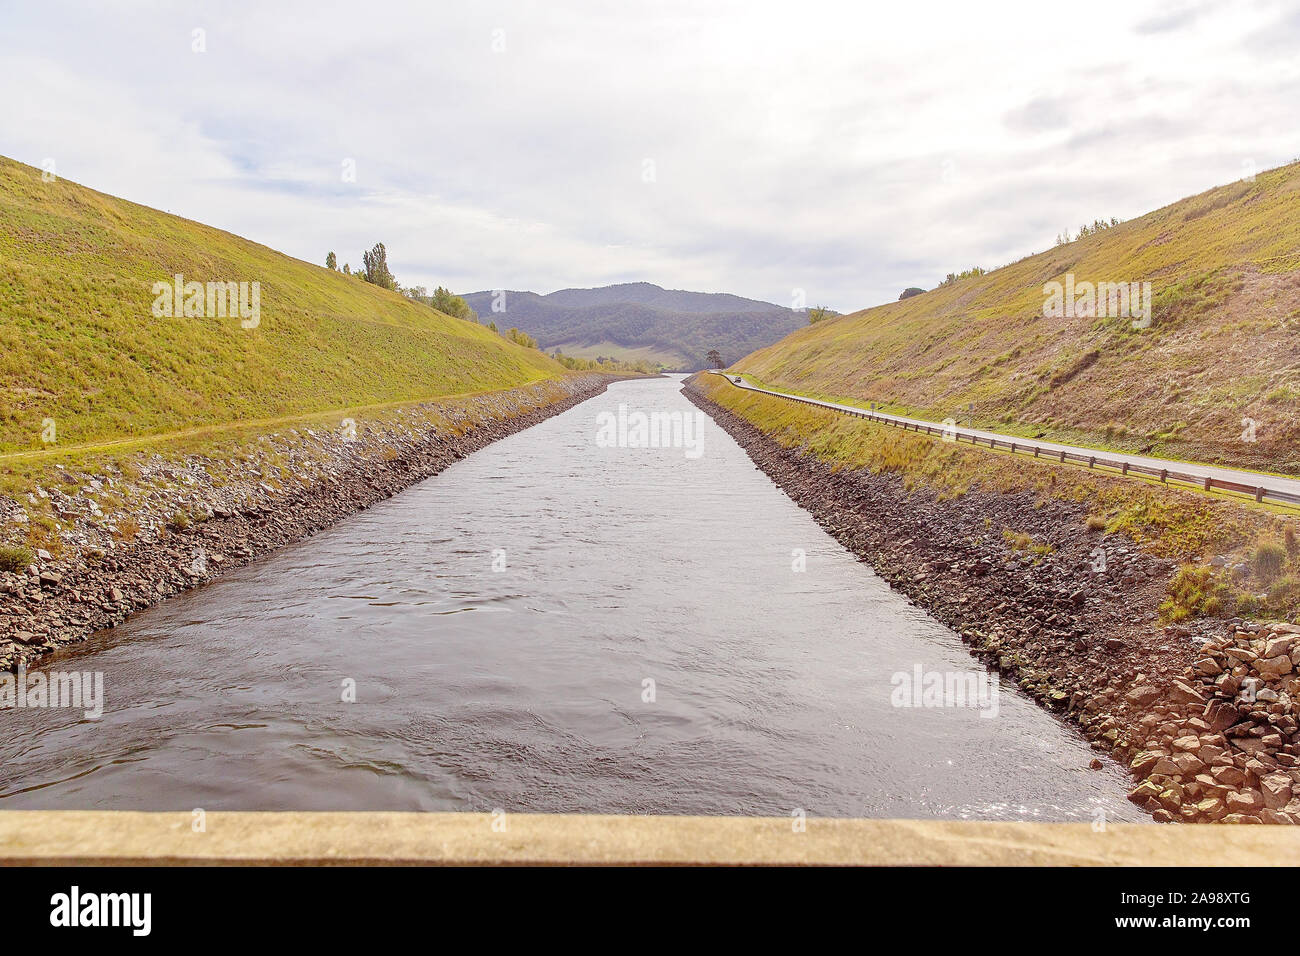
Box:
[1,812,1298,865]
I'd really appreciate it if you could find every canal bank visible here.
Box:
[0,376,1142,820]
[0,373,622,671]
[683,374,1300,825]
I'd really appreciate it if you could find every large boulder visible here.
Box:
[1260,773,1294,811]
[1225,790,1265,814]
[1169,680,1205,705]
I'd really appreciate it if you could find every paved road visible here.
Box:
[707,370,1300,507]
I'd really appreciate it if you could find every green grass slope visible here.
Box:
[0,155,564,454]
[738,162,1300,475]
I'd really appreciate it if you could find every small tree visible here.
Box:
[898,287,924,301]
[505,327,538,349]
[706,349,724,368]
[326,251,337,270]
[343,263,351,275]
[808,306,835,324]
[431,286,477,321]
[361,242,395,290]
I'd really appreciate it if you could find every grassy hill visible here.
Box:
[0,155,565,456]
[463,282,804,370]
[736,163,1300,475]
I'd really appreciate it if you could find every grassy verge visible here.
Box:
[732,373,1300,481]
[3,375,612,560]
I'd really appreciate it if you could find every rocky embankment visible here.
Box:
[1129,621,1300,823]
[685,379,1300,824]
[0,374,617,669]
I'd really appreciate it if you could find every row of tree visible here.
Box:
[325,244,477,321]
[894,216,1126,299]
[938,266,987,286]
[550,351,659,374]
[502,327,537,348]
[325,244,397,288]
[1055,217,1123,246]
[404,285,478,322]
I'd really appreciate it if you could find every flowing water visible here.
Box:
[0,376,1142,820]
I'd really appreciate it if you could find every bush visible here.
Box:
[1267,575,1300,608]
[938,266,987,287]
[1254,539,1287,582]
[0,545,32,574]
[1086,514,1107,532]
[1002,528,1052,556]
[504,327,539,349]
[1160,564,1231,623]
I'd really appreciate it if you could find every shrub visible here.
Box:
[0,545,32,574]
[1086,514,1107,532]
[116,516,141,541]
[1002,528,1052,555]
[1160,564,1231,623]
[1254,539,1287,582]
[1267,575,1300,609]
[504,327,538,349]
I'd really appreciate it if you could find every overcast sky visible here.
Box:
[2,0,1297,312]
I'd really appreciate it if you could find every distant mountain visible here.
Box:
[462,282,804,370]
